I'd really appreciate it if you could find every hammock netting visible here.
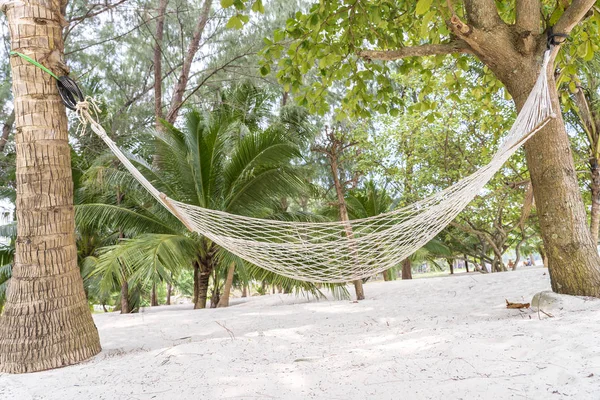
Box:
[77,52,555,283]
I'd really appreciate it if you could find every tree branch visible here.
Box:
[553,0,595,35]
[516,0,541,33]
[358,40,470,61]
[463,0,504,29]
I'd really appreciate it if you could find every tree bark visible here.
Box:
[153,0,168,127]
[0,110,15,153]
[0,0,101,373]
[195,265,211,309]
[166,279,172,305]
[401,258,412,280]
[120,280,130,314]
[217,262,235,308]
[193,261,199,305]
[241,284,248,297]
[151,283,158,306]
[464,255,469,273]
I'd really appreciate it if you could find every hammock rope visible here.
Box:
[73,51,555,283]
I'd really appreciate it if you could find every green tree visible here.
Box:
[78,85,313,308]
[244,0,600,296]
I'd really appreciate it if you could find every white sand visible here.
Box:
[2,266,600,399]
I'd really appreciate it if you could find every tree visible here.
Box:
[313,124,365,299]
[250,0,600,296]
[562,55,600,244]
[78,84,310,309]
[0,0,101,373]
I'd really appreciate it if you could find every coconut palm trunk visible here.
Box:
[217,262,235,308]
[0,0,101,373]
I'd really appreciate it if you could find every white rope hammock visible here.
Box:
[76,51,555,283]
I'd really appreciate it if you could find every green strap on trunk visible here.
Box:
[9,51,59,80]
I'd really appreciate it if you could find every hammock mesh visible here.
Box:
[76,52,554,283]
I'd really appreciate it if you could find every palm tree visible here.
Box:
[78,85,314,309]
[0,0,101,373]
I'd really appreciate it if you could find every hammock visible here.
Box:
[76,51,555,283]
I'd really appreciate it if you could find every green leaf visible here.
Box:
[260,65,270,76]
[415,0,433,16]
[226,15,244,29]
[220,0,234,7]
[251,0,264,13]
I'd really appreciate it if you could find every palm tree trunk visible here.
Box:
[401,258,412,279]
[242,284,248,297]
[193,261,199,305]
[166,280,172,305]
[0,1,101,373]
[217,262,235,308]
[195,263,211,309]
[151,283,158,306]
[120,280,130,314]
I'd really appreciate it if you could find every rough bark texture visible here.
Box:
[192,261,199,305]
[195,266,211,309]
[241,284,248,297]
[120,280,130,314]
[151,283,158,306]
[217,262,235,308]
[0,0,101,373]
[401,258,412,280]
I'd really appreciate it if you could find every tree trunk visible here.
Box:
[476,29,600,295]
[193,261,199,305]
[328,151,364,300]
[217,262,235,308]
[0,110,15,153]
[120,280,130,314]
[401,258,412,280]
[242,284,248,297]
[590,160,600,246]
[195,265,211,309]
[448,259,454,275]
[153,0,168,127]
[517,80,600,294]
[166,0,213,123]
[529,254,536,266]
[0,1,101,373]
[166,282,172,305]
[464,255,469,273]
[442,1,600,295]
[151,283,158,306]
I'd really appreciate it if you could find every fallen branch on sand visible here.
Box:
[506,299,530,309]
